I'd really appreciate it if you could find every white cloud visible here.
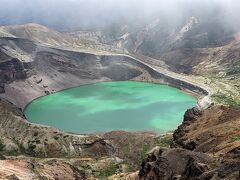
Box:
[0,0,239,30]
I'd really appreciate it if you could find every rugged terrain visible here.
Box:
[75,15,240,107]
[0,23,239,179]
[0,23,209,110]
[137,106,240,179]
[0,98,172,179]
[1,100,239,179]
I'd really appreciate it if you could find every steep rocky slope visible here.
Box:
[0,23,124,54]
[172,106,240,155]
[137,106,240,179]
[0,23,239,179]
[0,34,143,109]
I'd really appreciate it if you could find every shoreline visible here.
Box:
[0,49,212,137]
[20,53,211,111]
[0,45,212,110]
[22,79,200,112]
[23,80,197,136]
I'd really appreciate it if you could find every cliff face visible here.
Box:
[0,49,28,93]
[138,106,240,179]
[139,148,215,180]
[172,106,240,156]
[0,36,146,109]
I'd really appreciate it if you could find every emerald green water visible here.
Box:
[24,81,196,134]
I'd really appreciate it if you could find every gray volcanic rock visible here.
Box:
[0,84,4,93]
[0,154,6,160]
[0,57,27,89]
[172,106,240,155]
[0,32,150,109]
[0,45,144,108]
[139,148,213,180]
[138,106,240,180]
[171,107,202,150]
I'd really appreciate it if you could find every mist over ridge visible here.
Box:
[0,0,239,31]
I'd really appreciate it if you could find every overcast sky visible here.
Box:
[0,0,239,30]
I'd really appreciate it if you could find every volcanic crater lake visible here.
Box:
[24,81,197,134]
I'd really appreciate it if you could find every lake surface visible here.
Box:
[24,81,196,134]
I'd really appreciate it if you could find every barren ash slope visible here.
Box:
[0,23,210,109]
[80,15,240,107]
[0,21,239,179]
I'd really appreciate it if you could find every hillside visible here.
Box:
[0,23,211,109]
[73,15,240,107]
[137,106,240,179]
[0,23,239,179]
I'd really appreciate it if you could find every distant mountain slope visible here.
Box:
[0,23,73,46]
[0,36,144,108]
[0,23,124,54]
[0,23,239,108]
[69,15,240,106]
[78,15,237,75]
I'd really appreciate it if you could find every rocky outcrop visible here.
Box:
[172,106,240,155]
[0,56,28,94]
[0,154,5,160]
[0,159,86,180]
[139,106,240,180]
[139,148,214,179]
[0,58,27,80]
[171,107,202,150]
[0,84,4,93]
[102,131,167,170]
